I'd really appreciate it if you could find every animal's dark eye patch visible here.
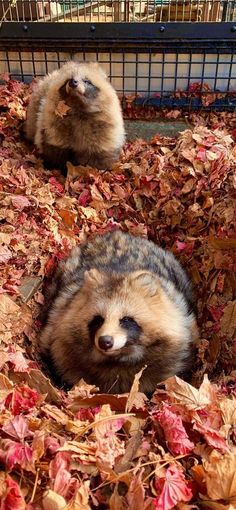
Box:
[83,78,93,86]
[88,315,104,338]
[120,316,142,335]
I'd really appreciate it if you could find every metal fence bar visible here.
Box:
[0,0,235,23]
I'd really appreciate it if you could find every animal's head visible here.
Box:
[52,61,118,113]
[64,268,193,364]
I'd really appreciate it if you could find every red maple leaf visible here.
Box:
[2,415,32,441]
[0,474,25,510]
[0,439,33,471]
[193,421,229,453]
[49,451,78,500]
[154,464,193,510]
[154,406,194,455]
[5,385,41,415]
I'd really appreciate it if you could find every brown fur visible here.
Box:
[25,61,125,173]
[39,231,199,395]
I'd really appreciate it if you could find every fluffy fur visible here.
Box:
[25,61,125,173]
[39,230,199,395]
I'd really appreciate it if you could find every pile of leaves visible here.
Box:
[0,77,235,510]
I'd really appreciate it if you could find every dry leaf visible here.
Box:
[204,450,236,500]
[55,100,71,118]
[109,486,127,510]
[165,374,217,410]
[125,366,147,413]
[65,481,91,510]
[43,490,67,510]
[220,301,236,338]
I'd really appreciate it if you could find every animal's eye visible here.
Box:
[120,316,139,329]
[84,78,93,86]
[88,315,104,335]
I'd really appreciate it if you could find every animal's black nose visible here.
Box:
[68,78,78,88]
[98,335,114,351]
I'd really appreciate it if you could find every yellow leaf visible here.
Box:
[43,490,66,510]
[204,450,236,500]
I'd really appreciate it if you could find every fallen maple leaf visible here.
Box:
[203,450,236,502]
[0,439,33,472]
[109,486,127,510]
[154,464,193,510]
[0,374,14,405]
[0,472,26,510]
[55,100,71,118]
[65,481,91,510]
[164,375,217,410]
[125,365,147,413]
[94,405,126,472]
[11,195,31,210]
[0,245,12,264]
[220,301,236,338]
[49,451,72,497]
[43,489,67,510]
[154,405,194,455]
[127,470,146,510]
[193,421,229,453]
[6,385,41,415]
[2,415,31,441]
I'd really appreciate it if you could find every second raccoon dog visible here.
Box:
[39,231,199,395]
[25,61,125,173]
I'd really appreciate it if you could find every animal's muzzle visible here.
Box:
[98,335,114,351]
[68,78,79,89]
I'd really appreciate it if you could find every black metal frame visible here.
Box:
[0,21,236,43]
[0,21,235,110]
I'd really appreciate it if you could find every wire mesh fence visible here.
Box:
[0,0,235,23]
[0,44,235,109]
[0,1,235,109]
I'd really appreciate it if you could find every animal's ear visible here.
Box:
[84,268,104,286]
[88,62,107,79]
[131,271,159,297]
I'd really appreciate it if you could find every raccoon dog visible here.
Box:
[25,61,125,173]
[39,230,198,395]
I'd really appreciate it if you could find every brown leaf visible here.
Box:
[220,301,236,338]
[125,366,147,413]
[126,470,145,510]
[55,100,71,118]
[0,293,20,315]
[204,450,236,501]
[219,398,236,427]
[58,208,78,228]
[67,392,128,413]
[0,373,14,401]
[115,429,143,473]
[42,404,69,424]
[109,486,127,510]
[65,481,91,510]
[209,237,236,250]
[165,375,217,410]
[24,369,61,404]
[181,178,196,194]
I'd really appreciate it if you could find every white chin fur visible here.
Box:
[95,334,127,352]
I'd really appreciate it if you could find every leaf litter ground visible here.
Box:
[0,78,236,510]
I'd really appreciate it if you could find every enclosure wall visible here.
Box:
[0,4,236,110]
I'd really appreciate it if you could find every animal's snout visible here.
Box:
[98,335,114,351]
[68,78,79,89]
